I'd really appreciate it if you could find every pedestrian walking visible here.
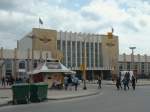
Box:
[67,76,72,91]
[64,76,68,90]
[119,76,122,89]
[124,72,130,90]
[1,77,5,87]
[97,76,102,89]
[6,77,9,86]
[73,76,79,91]
[122,77,127,91]
[131,75,136,90]
[116,76,122,90]
[9,76,14,85]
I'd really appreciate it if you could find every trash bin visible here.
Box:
[12,83,30,104]
[30,82,48,102]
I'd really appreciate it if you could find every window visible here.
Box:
[142,62,144,69]
[33,60,37,68]
[72,41,76,67]
[77,41,80,67]
[99,43,102,67]
[5,60,12,78]
[57,40,60,50]
[67,41,71,67]
[62,40,66,65]
[5,60,12,69]
[82,42,84,64]
[127,62,130,70]
[134,63,138,69]
[19,61,25,69]
[91,43,94,67]
[119,64,123,70]
[86,42,89,67]
[148,63,150,69]
[95,43,98,67]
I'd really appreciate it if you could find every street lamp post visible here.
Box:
[129,46,136,82]
[129,47,136,71]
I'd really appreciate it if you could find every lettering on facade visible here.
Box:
[106,43,115,46]
[39,37,52,44]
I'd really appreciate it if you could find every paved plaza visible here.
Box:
[0,83,100,106]
[0,79,150,112]
[0,84,150,112]
[0,79,150,106]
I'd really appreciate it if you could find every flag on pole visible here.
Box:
[39,18,43,25]
[112,27,114,33]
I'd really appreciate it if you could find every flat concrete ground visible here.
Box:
[0,85,150,112]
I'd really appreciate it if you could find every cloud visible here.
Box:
[0,0,150,55]
[122,20,139,32]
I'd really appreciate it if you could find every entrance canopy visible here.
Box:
[28,62,76,75]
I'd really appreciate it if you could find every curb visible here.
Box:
[0,101,11,107]
[0,103,9,107]
[0,91,100,107]
[104,83,150,86]
[137,84,150,86]
[0,88,11,90]
[47,91,100,100]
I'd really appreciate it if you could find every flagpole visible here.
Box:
[39,17,43,29]
[39,17,40,29]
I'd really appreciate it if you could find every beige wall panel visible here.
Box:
[19,35,32,50]
[101,34,119,75]
[17,50,28,59]
[125,55,131,62]
[32,28,57,58]
[3,49,14,59]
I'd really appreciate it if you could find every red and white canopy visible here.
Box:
[28,62,76,75]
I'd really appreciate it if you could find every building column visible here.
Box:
[13,48,17,79]
[75,35,77,68]
[60,31,64,64]
[31,35,35,72]
[0,47,3,79]
[80,40,82,67]
[145,55,148,76]
[97,37,100,68]
[89,38,91,69]
[70,33,72,68]
[27,48,30,72]
[93,39,95,70]
[146,62,148,76]
[12,59,14,78]
[2,62,5,78]
[60,32,63,52]
[65,32,68,67]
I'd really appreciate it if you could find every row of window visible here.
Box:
[5,60,39,69]
[119,62,150,72]
[4,60,39,77]
[57,40,103,68]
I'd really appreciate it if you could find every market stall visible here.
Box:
[28,61,75,88]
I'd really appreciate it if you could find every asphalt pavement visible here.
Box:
[0,83,100,106]
[0,85,150,112]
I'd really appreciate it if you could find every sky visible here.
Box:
[0,0,150,55]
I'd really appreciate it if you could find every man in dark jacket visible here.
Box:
[97,76,102,89]
[131,75,136,90]
[116,76,122,90]
[122,77,128,91]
